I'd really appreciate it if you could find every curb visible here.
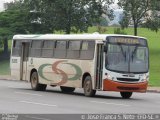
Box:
[0,75,12,80]
[147,87,160,93]
[147,90,160,93]
[0,75,18,81]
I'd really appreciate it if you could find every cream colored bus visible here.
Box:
[10,34,149,98]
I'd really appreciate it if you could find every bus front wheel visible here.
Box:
[120,92,133,99]
[31,71,47,91]
[83,76,96,97]
[60,86,75,93]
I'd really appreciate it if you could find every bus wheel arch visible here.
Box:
[30,69,37,82]
[82,73,96,97]
[82,72,90,88]
[30,69,47,91]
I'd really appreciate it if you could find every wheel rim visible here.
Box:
[31,73,37,88]
[85,80,91,93]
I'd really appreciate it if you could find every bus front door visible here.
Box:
[95,44,103,90]
[20,43,29,80]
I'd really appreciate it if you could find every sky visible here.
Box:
[5,0,13,2]
[0,0,14,11]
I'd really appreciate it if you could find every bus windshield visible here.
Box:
[105,42,149,73]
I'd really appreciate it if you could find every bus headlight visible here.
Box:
[141,74,149,82]
[105,73,113,80]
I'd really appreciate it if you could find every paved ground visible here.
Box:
[0,79,160,114]
[0,79,160,120]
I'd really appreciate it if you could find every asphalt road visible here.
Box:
[0,79,160,119]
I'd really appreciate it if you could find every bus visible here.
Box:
[10,34,149,99]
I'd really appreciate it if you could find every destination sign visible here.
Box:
[107,36,147,46]
[114,38,139,44]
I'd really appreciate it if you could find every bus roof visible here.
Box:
[13,34,147,40]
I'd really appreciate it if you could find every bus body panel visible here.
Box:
[10,34,149,96]
[103,79,148,92]
[10,56,21,80]
[27,58,95,88]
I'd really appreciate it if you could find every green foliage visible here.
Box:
[96,26,107,33]
[118,0,160,36]
[0,0,114,35]
[1,1,30,34]
[141,0,160,32]
[99,17,109,26]
[24,0,114,34]
[143,18,160,32]
[0,1,30,53]
[113,28,127,34]
[0,60,10,75]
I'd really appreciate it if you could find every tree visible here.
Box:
[0,1,29,54]
[24,0,114,34]
[0,28,11,54]
[144,0,160,32]
[118,0,158,36]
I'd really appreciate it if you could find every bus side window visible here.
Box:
[29,40,42,57]
[12,40,21,57]
[41,40,54,58]
[67,40,81,59]
[80,41,95,60]
[54,40,67,58]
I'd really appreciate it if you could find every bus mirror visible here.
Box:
[104,45,108,52]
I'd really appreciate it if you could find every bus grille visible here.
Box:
[117,78,139,82]
[117,86,139,90]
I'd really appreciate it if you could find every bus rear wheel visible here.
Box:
[60,86,75,93]
[120,92,133,99]
[31,71,47,91]
[83,76,96,97]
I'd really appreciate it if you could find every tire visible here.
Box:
[30,71,47,91]
[83,76,96,97]
[120,92,133,99]
[60,86,75,93]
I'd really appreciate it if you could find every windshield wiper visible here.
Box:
[131,44,139,61]
[118,43,127,61]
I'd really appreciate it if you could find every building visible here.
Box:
[0,0,6,12]
[0,0,11,12]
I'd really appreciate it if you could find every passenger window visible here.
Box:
[80,41,95,59]
[81,41,88,50]
[31,41,42,48]
[42,40,54,58]
[12,40,21,56]
[30,40,42,57]
[69,41,81,50]
[54,40,67,58]
[67,41,81,59]
[56,41,66,49]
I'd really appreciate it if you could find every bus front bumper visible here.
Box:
[103,79,148,92]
